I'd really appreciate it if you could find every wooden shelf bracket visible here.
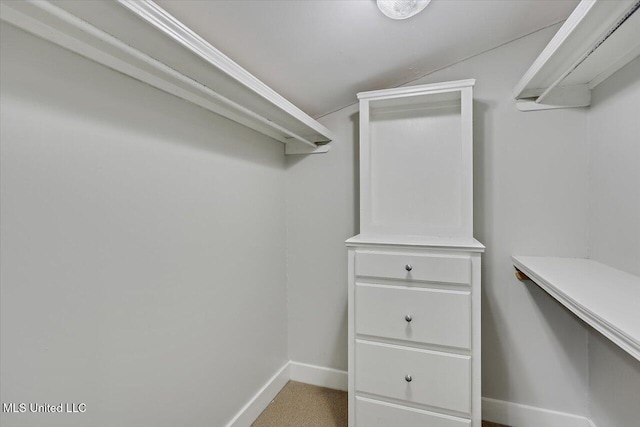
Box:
[514,268,531,281]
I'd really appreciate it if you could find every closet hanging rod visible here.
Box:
[0,0,334,154]
[513,0,640,111]
[115,0,331,151]
[536,0,640,105]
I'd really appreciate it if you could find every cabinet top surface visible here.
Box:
[357,79,475,100]
[346,234,485,251]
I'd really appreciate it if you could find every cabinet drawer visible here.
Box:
[355,252,470,284]
[356,397,471,427]
[356,284,470,349]
[356,340,471,414]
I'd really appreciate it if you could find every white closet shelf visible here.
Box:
[512,256,640,361]
[0,0,334,155]
[513,0,640,111]
[346,234,485,252]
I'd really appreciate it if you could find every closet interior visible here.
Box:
[1,1,638,427]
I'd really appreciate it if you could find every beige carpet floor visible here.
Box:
[252,381,347,427]
[252,381,508,427]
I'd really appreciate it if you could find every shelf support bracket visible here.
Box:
[516,85,591,111]
[285,140,331,155]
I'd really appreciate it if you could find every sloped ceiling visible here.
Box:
[155,0,579,118]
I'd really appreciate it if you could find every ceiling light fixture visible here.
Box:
[376,0,431,20]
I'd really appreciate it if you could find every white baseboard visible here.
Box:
[225,362,290,427]
[482,397,595,427]
[228,364,598,427]
[289,361,348,391]
[224,361,347,427]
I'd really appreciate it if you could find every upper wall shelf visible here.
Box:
[513,0,640,111]
[513,256,640,362]
[356,80,475,240]
[0,0,334,155]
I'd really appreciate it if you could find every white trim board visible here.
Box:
[225,362,598,427]
[224,362,290,427]
[289,361,349,391]
[482,397,595,427]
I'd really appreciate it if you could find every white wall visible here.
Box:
[286,102,358,370]
[286,24,592,416]
[0,23,288,427]
[586,57,640,427]
[587,57,640,277]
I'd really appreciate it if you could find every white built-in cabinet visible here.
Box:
[347,80,484,426]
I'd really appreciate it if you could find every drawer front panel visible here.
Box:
[356,284,471,349]
[356,397,471,427]
[355,252,470,284]
[356,341,471,414]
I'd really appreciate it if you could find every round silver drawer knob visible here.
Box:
[405,264,413,272]
[405,375,412,383]
[405,314,412,322]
